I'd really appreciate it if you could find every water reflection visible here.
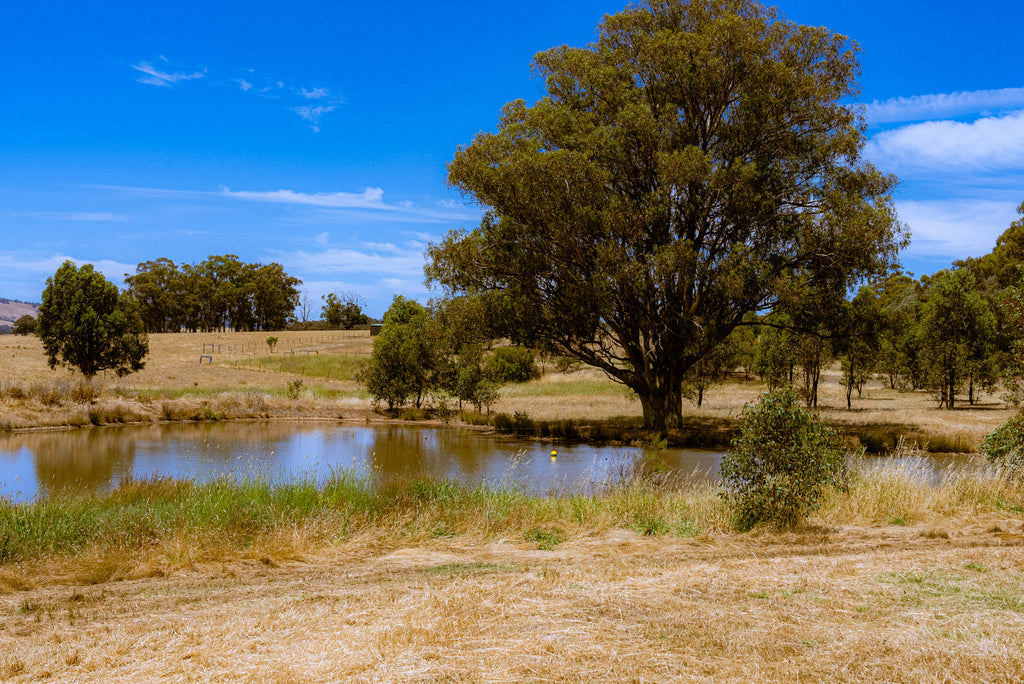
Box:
[0,422,724,502]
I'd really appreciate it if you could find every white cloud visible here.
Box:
[300,87,331,99]
[219,186,386,209]
[866,87,1024,124]
[867,110,1024,171]
[132,61,205,87]
[237,79,253,91]
[0,253,136,288]
[315,231,330,245]
[292,105,337,132]
[362,242,400,253]
[896,199,1021,259]
[272,247,425,275]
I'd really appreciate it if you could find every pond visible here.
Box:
[0,422,723,503]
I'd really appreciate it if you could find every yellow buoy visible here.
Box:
[550,449,557,459]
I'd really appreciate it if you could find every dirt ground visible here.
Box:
[1,519,1022,683]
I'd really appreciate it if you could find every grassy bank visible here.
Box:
[0,460,1022,682]
[2,451,1021,584]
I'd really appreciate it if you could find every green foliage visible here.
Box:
[484,346,540,384]
[124,256,301,332]
[524,526,566,550]
[752,320,794,391]
[720,389,847,530]
[919,269,996,409]
[37,261,149,378]
[321,291,370,329]
[835,286,883,409]
[359,296,442,410]
[426,0,904,431]
[981,414,1024,479]
[265,336,278,352]
[11,315,36,336]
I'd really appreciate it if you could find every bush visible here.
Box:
[720,388,847,530]
[484,346,540,384]
[981,414,1024,480]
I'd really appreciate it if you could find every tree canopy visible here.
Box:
[38,261,149,378]
[124,255,301,332]
[426,0,905,430]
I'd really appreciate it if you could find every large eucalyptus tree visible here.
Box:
[427,0,904,430]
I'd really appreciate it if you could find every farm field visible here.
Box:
[0,330,1022,682]
[0,329,1016,450]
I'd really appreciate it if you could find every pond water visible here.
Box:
[0,422,990,504]
[0,422,724,503]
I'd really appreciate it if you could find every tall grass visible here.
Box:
[2,452,1021,571]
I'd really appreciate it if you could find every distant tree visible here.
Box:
[484,346,540,384]
[359,296,442,410]
[834,286,883,409]
[125,256,300,332]
[322,291,370,329]
[38,261,149,378]
[752,317,795,392]
[12,314,37,336]
[919,269,996,409]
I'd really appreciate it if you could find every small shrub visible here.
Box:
[286,378,304,399]
[720,388,848,530]
[524,526,567,550]
[484,346,540,383]
[554,356,583,374]
[981,414,1024,481]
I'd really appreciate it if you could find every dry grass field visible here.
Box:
[1,331,1023,682]
[0,510,1022,682]
[1,329,1015,449]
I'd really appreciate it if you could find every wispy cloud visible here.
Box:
[218,187,385,209]
[0,253,136,287]
[132,60,205,88]
[300,87,331,100]
[866,109,1024,171]
[13,211,127,222]
[293,105,337,132]
[865,86,1024,124]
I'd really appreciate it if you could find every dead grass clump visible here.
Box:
[0,378,29,400]
[159,398,209,422]
[30,380,72,406]
[87,397,154,425]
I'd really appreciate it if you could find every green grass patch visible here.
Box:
[233,354,365,382]
[500,378,625,398]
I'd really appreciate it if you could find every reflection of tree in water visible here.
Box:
[363,426,503,485]
[26,430,136,497]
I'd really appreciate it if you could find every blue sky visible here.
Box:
[1,1,1022,317]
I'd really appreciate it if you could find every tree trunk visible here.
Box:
[638,388,684,431]
[947,367,956,410]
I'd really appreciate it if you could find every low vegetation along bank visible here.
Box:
[0,457,1022,681]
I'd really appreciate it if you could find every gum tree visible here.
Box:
[427,0,904,430]
[38,261,149,378]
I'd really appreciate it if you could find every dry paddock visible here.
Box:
[1,520,1023,683]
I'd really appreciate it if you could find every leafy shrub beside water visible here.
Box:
[981,413,1024,480]
[720,388,848,530]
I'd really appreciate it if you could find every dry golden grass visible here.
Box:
[0,517,1022,682]
[0,330,1018,451]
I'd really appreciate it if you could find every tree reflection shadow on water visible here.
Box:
[0,422,726,501]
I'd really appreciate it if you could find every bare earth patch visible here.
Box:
[1,522,1022,682]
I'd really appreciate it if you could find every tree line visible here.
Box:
[124,255,301,333]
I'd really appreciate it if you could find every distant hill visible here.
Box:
[0,298,39,331]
